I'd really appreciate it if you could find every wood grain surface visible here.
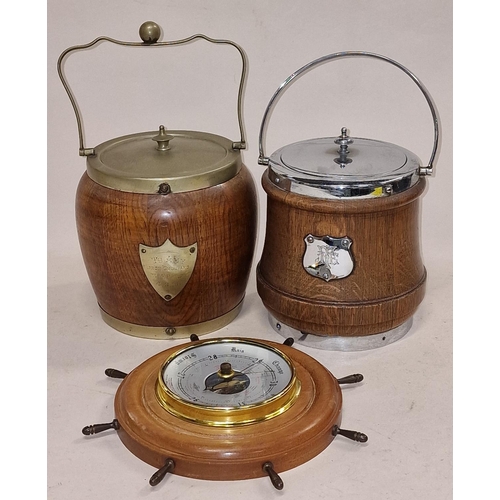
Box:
[257,174,427,336]
[114,339,342,480]
[75,165,257,329]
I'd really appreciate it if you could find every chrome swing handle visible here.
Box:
[258,51,440,176]
[57,21,248,157]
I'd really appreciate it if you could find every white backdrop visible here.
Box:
[47,1,452,499]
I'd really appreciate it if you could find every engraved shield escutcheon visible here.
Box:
[303,234,354,281]
[139,239,198,301]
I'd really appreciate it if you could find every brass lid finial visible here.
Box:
[152,125,174,151]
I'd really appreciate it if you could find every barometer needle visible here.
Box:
[240,359,263,373]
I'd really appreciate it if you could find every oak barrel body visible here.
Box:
[75,165,257,338]
[257,174,427,337]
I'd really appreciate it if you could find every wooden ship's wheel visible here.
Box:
[83,336,368,490]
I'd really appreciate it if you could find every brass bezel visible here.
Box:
[155,338,301,426]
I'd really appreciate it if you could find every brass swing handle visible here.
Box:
[57,21,248,157]
[258,51,440,176]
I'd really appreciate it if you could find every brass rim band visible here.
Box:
[155,377,301,427]
[154,339,302,426]
[99,300,244,339]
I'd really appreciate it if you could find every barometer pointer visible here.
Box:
[239,359,263,374]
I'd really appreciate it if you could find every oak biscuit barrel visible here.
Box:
[256,52,440,351]
[59,23,257,339]
[74,131,257,339]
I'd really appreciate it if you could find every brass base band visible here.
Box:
[99,300,244,339]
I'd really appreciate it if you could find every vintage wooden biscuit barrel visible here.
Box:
[256,52,440,351]
[58,22,257,339]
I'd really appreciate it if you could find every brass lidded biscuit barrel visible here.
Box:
[58,22,257,339]
[256,52,440,351]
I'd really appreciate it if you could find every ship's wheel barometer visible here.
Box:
[83,335,368,490]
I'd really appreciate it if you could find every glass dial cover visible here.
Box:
[161,340,293,407]
[156,339,300,425]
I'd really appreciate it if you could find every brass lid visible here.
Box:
[86,127,242,194]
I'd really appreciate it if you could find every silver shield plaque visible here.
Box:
[303,234,354,281]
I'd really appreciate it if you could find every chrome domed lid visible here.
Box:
[258,51,440,199]
[267,127,421,199]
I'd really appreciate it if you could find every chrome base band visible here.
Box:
[99,300,244,340]
[268,314,413,351]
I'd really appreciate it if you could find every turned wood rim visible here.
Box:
[257,265,427,307]
[114,339,342,479]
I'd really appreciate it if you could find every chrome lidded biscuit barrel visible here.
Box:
[256,52,440,351]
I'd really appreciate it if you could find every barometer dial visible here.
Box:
[156,339,301,425]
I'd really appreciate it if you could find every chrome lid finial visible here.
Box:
[334,127,353,167]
